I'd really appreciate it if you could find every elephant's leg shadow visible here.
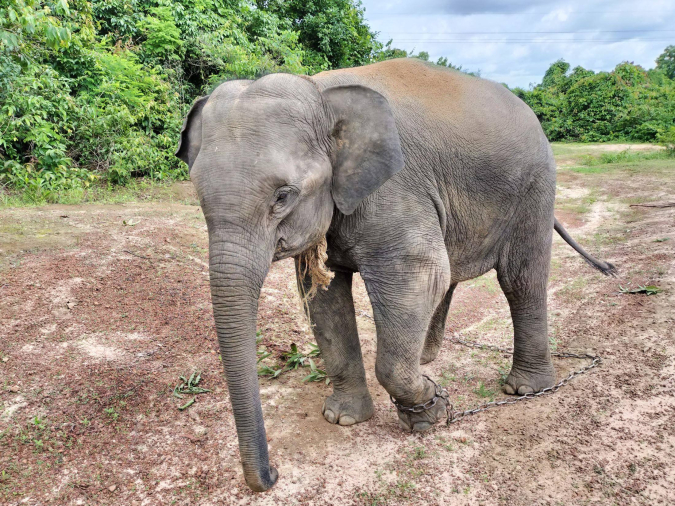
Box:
[297,265,374,426]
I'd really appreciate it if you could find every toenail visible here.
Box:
[324,409,336,423]
[517,385,534,395]
[397,418,412,432]
[339,415,356,426]
[503,384,515,395]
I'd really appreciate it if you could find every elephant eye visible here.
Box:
[271,186,299,214]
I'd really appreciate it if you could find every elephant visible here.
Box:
[175,58,616,492]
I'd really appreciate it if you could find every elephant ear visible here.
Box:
[175,95,210,170]
[323,85,405,215]
[323,85,404,214]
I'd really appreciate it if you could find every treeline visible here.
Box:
[512,51,675,144]
[1,0,674,195]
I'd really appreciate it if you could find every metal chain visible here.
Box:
[391,375,449,414]
[444,335,601,425]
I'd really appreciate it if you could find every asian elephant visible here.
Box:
[175,58,616,492]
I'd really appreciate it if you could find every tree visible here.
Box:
[656,45,675,80]
[253,0,380,72]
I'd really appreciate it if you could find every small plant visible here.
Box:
[104,407,119,421]
[654,238,669,242]
[258,343,326,381]
[257,364,285,379]
[619,284,662,295]
[303,358,329,384]
[412,446,426,460]
[173,371,211,410]
[497,364,510,386]
[307,343,321,357]
[282,343,309,370]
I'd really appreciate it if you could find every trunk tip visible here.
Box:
[246,466,278,492]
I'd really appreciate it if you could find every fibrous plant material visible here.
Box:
[296,236,334,302]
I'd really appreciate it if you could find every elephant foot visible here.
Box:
[322,390,374,426]
[395,377,450,432]
[396,395,449,433]
[503,364,556,395]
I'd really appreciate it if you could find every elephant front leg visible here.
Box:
[361,244,452,432]
[296,264,374,426]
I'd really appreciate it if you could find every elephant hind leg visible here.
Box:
[420,284,457,364]
[497,216,556,395]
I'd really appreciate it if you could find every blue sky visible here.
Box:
[359,0,675,88]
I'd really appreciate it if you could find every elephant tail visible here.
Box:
[554,218,618,276]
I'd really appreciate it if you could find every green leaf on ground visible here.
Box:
[619,284,662,295]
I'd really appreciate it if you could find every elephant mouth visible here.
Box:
[273,238,306,262]
[273,238,290,261]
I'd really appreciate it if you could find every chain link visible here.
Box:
[444,335,601,424]
[391,375,449,414]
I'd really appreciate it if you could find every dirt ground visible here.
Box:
[1,148,673,505]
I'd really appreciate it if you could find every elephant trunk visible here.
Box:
[208,233,277,492]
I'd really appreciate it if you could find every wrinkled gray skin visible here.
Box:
[175,58,616,492]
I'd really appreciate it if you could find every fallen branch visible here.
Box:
[122,250,153,261]
[629,202,675,208]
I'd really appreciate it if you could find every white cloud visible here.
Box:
[361,0,675,87]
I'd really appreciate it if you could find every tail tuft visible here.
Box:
[583,258,618,277]
[554,218,619,277]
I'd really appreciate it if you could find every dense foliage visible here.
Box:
[513,51,675,143]
[0,0,387,193]
[0,0,673,195]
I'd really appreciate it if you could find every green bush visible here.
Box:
[516,52,675,143]
[658,126,675,153]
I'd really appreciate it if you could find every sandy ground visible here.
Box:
[1,154,674,505]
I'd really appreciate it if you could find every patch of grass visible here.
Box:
[411,446,427,460]
[557,276,588,301]
[435,435,455,452]
[438,364,457,387]
[580,149,672,166]
[0,179,197,209]
[557,202,591,214]
[564,157,675,177]
[466,273,500,294]
[475,316,510,333]
[549,333,559,352]
[473,382,497,401]
[592,231,625,247]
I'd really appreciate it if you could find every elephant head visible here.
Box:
[175,74,404,491]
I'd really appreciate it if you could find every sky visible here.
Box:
[358,0,675,88]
